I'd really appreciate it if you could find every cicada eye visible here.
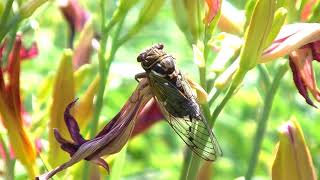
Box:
[157,44,164,50]
[153,63,166,75]
[137,53,145,62]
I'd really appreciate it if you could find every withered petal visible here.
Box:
[131,98,163,137]
[37,79,152,179]
[311,41,320,61]
[53,128,79,157]
[95,111,121,138]
[64,98,86,144]
[92,158,110,173]
[59,0,89,48]
[289,58,317,107]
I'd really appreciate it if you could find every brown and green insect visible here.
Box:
[135,44,222,161]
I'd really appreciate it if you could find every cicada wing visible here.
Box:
[158,101,222,161]
[148,73,222,161]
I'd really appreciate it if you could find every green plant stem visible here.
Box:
[257,64,271,87]
[89,0,107,139]
[1,26,18,66]
[82,6,126,178]
[0,14,20,43]
[211,84,236,124]
[82,0,108,178]
[208,89,221,107]
[0,0,14,39]
[0,134,14,180]
[181,103,212,180]
[245,64,288,180]
[181,24,222,180]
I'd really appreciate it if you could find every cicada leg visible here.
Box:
[135,72,147,82]
[130,76,149,103]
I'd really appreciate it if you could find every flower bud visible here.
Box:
[272,118,317,180]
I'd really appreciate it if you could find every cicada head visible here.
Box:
[137,44,166,70]
[137,44,176,75]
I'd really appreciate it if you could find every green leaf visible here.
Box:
[109,144,128,180]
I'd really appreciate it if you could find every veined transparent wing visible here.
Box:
[148,73,222,161]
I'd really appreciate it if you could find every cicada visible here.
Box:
[135,44,222,161]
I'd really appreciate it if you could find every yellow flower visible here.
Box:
[272,118,317,180]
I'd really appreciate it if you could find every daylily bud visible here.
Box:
[203,0,220,26]
[59,0,90,48]
[217,1,244,35]
[172,0,200,43]
[238,0,276,72]
[209,33,242,73]
[73,76,99,129]
[59,0,89,33]
[272,118,317,180]
[171,0,192,43]
[264,7,288,48]
[72,20,95,69]
[20,0,49,19]
[48,49,75,167]
[73,64,94,91]
[214,58,239,89]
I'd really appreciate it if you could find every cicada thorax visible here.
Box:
[137,44,201,119]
